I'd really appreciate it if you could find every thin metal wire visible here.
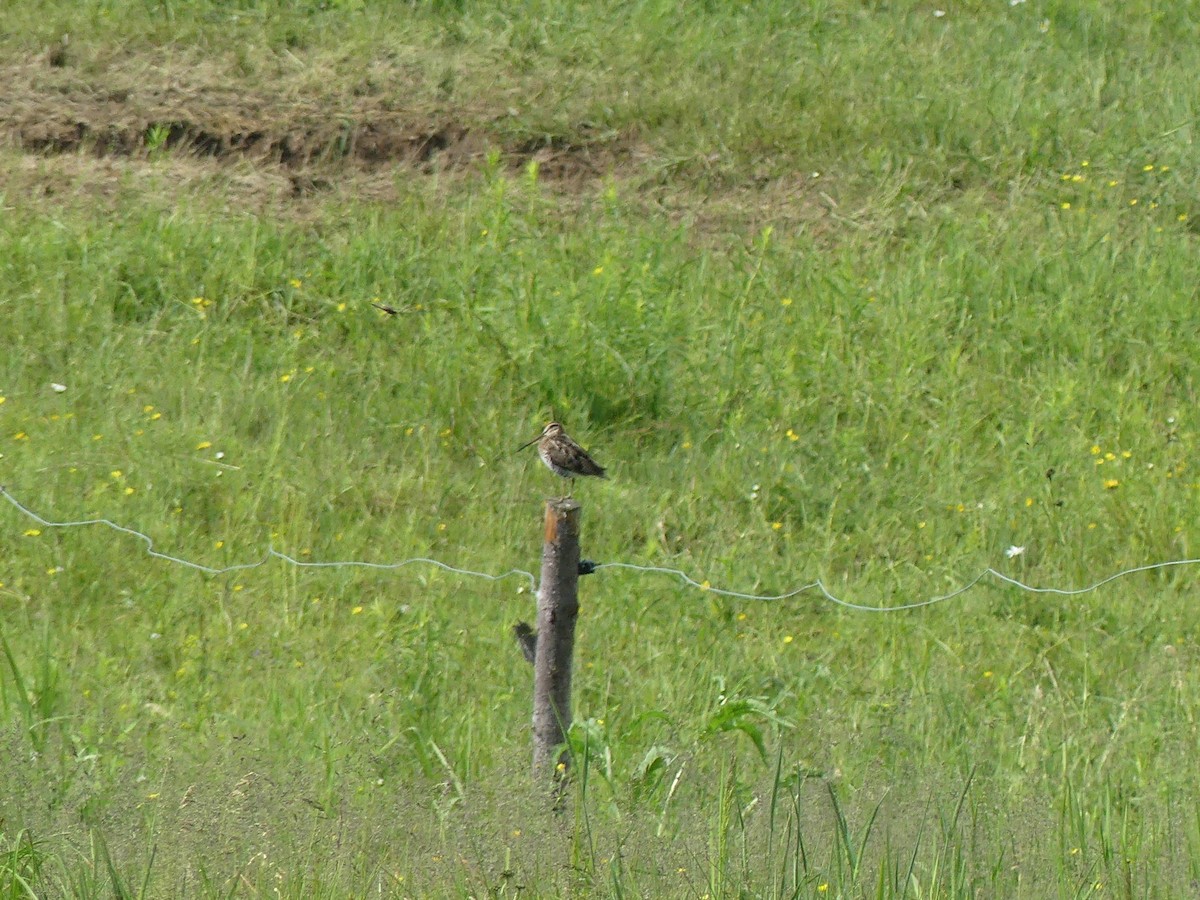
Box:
[593,561,819,602]
[985,558,1200,595]
[1,485,266,576]
[3,485,1194,611]
[595,562,992,611]
[267,548,538,591]
[0,486,537,591]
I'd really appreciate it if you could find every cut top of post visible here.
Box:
[544,498,581,543]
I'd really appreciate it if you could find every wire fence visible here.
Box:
[3,485,1195,612]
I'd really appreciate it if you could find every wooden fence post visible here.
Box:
[531,498,581,781]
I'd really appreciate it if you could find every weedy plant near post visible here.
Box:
[526,498,581,783]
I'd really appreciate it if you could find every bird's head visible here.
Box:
[517,422,562,452]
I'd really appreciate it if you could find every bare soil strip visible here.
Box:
[1,58,628,187]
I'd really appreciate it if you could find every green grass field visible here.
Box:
[2,1,1200,896]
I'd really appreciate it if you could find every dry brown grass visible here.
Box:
[0,45,842,241]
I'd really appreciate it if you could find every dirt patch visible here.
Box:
[0,53,837,237]
[10,89,470,172]
[0,55,631,187]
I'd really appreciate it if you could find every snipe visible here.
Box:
[518,422,607,497]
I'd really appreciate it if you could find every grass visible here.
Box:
[1,0,1200,896]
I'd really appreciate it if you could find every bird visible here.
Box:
[517,422,607,497]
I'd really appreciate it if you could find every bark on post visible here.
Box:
[531,498,581,781]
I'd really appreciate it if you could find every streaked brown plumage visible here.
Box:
[518,422,607,496]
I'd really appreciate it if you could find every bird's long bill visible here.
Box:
[515,435,541,453]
